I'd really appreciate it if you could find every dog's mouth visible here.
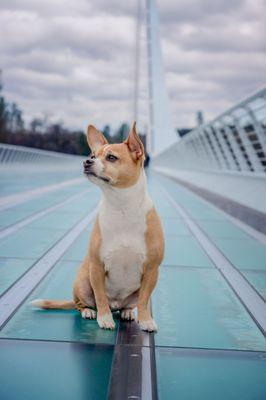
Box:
[83,168,110,183]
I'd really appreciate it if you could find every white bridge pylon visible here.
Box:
[134,0,178,157]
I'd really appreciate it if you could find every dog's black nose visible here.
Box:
[84,158,94,166]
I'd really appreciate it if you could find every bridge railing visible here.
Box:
[154,88,266,177]
[0,143,84,167]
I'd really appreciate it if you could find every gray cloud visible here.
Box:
[0,0,265,132]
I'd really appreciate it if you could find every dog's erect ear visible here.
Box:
[124,122,144,161]
[87,125,108,153]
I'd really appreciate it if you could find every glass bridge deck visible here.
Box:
[0,166,265,400]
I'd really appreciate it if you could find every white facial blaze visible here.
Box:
[93,158,104,176]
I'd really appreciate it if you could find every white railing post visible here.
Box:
[221,121,248,172]
[231,114,264,173]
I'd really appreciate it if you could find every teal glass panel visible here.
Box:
[212,237,266,270]
[155,205,181,218]
[0,210,34,227]
[156,347,266,400]
[0,169,83,196]
[16,187,95,213]
[0,339,113,400]
[29,211,88,230]
[0,258,35,295]
[86,223,93,233]
[155,176,225,220]
[63,231,90,261]
[196,219,251,239]
[241,271,266,300]
[176,197,208,207]
[161,218,191,236]
[186,207,225,221]
[148,191,172,205]
[154,175,199,201]
[58,192,100,213]
[17,195,76,212]
[180,202,211,212]
[0,227,66,258]
[0,260,117,344]
[153,268,266,350]
[164,236,214,267]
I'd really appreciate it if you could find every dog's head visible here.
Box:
[83,122,145,188]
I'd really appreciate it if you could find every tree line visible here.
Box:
[0,75,145,155]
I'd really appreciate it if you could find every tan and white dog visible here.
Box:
[32,123,164,332]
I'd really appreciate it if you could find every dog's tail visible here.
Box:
[30,299,75,310]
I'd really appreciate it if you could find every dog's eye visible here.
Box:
[106,154,118,162]
[91,154,96,159]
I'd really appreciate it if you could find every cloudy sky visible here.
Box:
[0,0,265,133]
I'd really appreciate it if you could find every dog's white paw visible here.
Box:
[81,308,96,319]
[97,313,116,330]
[139,318,158,332]
[121,309,135,321]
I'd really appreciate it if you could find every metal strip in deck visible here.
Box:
[108,320,157,399]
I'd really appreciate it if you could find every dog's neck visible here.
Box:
[100,170,151,212]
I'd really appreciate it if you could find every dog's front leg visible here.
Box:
[137,266,159,332]
[89,261,115,330]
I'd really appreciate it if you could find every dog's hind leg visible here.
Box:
[73,259,96,319]
[74,291,97,320]
[80,307,97,320]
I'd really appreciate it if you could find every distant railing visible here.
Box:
[154,88,266,176]
[0,143,84,167]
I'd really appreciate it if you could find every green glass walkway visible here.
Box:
[0,165,265,400]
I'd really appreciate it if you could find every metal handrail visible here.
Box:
[0,143,84,166]
[154,87,266,176]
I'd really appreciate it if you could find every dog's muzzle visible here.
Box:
[83,158,110,183]
[83,158,94,174]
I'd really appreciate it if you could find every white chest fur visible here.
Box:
[98,172,153,302]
